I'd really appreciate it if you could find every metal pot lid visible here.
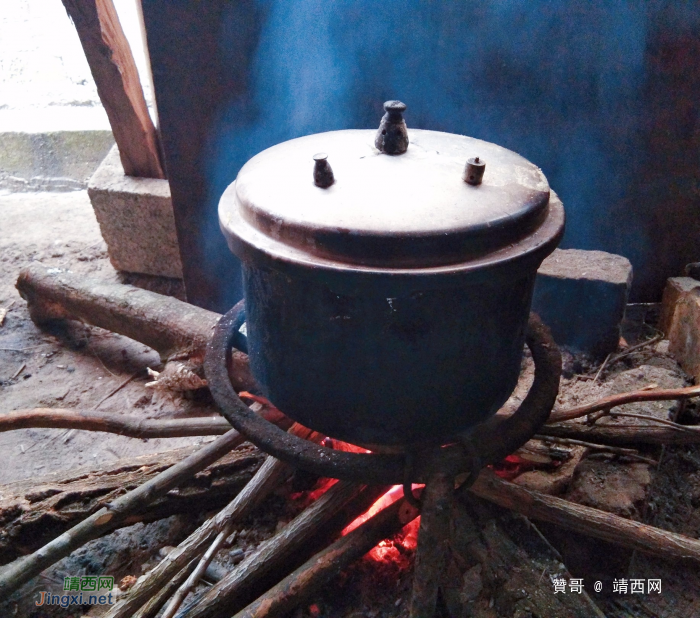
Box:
[220,128,556,269]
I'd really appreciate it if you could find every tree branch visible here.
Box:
[1,408,234,439]
[0,427,254,598]
[470,469,700,563]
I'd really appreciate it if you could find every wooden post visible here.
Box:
[62,0,165,179]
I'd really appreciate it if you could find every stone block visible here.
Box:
[663,278,700,382]
[532,249,633,358]
[88,145,183,279]
[565,460,651,519]
[659,276,700,335]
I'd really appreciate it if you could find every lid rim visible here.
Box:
[220,188,565,279]
[224,128,553,269]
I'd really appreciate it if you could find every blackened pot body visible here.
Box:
[219,128,564,447]
[243,263,535,446]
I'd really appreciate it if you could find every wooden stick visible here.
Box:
[61,0,165,178]
[93,372,138,409]
[0,443,267,565]
[593,353,611,382]
[133,561,198,618]
[608,334,663,364]
[533,434,659,465]
[160,531,227,618]
[454,497,606,618]
[160,426,321,618]
[0,427,251,598]
[105,424,317,618]
[234,497,416,618]
[0,408,234,438]
[182,482,391,618]
[548,384,700,423]
[540,421,700,446]
[470,469,700,563]
[410,469,453,618]
[16,264,255,391]
[607,410,700,432]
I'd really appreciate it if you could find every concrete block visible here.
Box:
[88,145,183,279]
[532,249,633,358]
[0,130,114,192]
[663,278,700,382]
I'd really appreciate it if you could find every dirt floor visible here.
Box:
[0,191,200,482]
[3,191,700,617]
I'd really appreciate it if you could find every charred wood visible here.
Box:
[106,424,319,618]
[0,444,264,565]
[234,496,418,618]
[450,496,606,617]
[0,428,255,598]
[179,482,390,618]
[540,421,700,446]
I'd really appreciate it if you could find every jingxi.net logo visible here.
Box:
[36,576,115,608]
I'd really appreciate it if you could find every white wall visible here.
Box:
[0,0,153,130]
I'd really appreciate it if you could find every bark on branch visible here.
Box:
[16,264,255,391]
[0,443,265,565]
[470,469,700,563]
[181,482,390,618]
[0,427,259,598]
[105,424,320,618]
[0,408,233,439]
[540,421,700,446]
[233,496,417,618]
[548,384,700,424]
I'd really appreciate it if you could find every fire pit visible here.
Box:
[209,101,565,616]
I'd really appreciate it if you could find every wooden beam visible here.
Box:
[62,0,165,179]
[139,1,247,309]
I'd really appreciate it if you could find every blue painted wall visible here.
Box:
[144,0,700,310]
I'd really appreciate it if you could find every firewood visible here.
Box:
[160,530,229,618]
[0,427,256,598]
[470,469,700,563]
[234,496,418,618]
[106,424,320,618]
[533,434,658,465]
[540,421,700,446]
[179,482,391,618]
[0,403,288,566]
[410,470,453,618]
[548,384,700,423]
[61,0,165,178]
[0,444,264,566]
[0,408,234,439]
[15,264,255,391]
[133,561,198,618]
[450,497,606,618]
[159,424,321,618]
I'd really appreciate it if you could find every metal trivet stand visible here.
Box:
[205,304,562,618]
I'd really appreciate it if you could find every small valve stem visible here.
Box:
[463,156,485,185]
[375,100,409,155]
[313,153,334,188]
